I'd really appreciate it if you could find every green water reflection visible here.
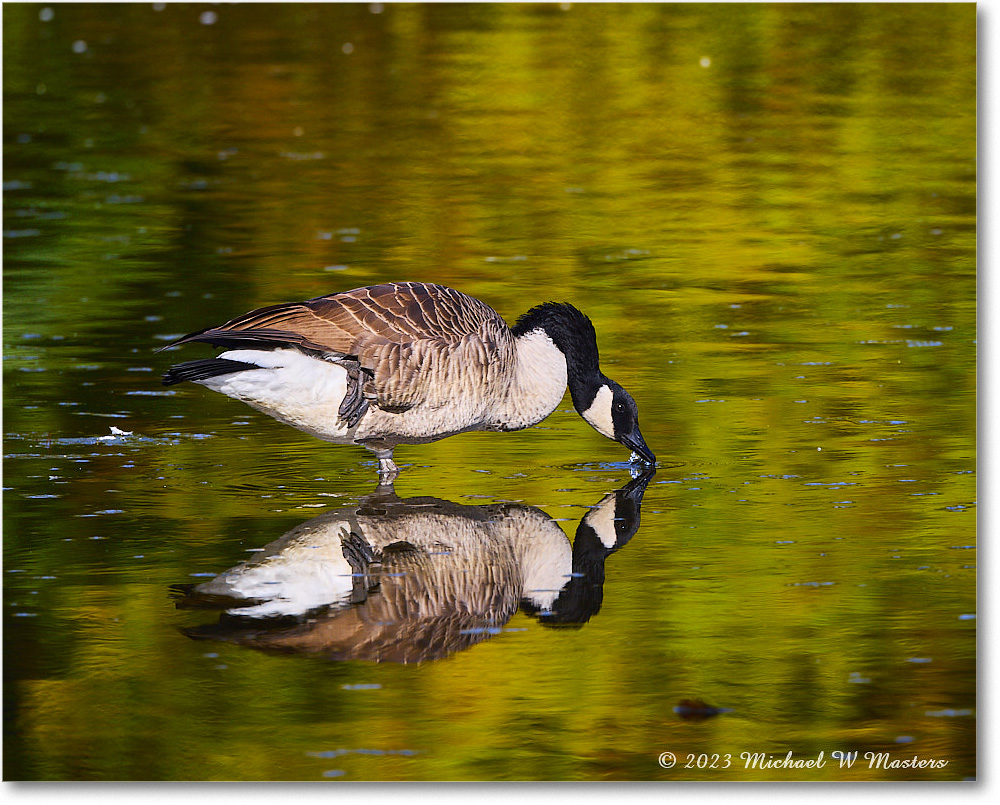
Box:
[4,2,975,781]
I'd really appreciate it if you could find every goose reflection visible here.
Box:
[174,471,653,663]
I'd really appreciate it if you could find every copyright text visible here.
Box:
[657,750,949,771]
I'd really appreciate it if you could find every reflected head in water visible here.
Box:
[173,471,654,664]
[522,470,652,628]
[159,281,655,483]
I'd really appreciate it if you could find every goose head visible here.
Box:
[577,377,656,464]
[511,302,655,465]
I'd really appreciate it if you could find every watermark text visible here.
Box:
[657,749,949,772]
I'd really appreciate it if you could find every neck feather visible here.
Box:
[493,329,568,430]
[510,302,606,412]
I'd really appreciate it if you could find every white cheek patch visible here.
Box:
[582,491,619,548]
[581,384,616,439]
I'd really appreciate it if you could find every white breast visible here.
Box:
[492,329,569,430]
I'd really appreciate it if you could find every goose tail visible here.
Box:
[162,357,261,386]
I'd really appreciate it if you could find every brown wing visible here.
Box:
[162,281,513,412]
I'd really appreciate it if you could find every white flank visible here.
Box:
[211,521,356,619]
[200,349,352,441]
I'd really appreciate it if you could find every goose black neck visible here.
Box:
[511,302,607,411]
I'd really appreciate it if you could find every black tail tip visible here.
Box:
[161,357,260,386]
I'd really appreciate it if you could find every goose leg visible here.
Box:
[377,456,399,484]
[360,439,400,484]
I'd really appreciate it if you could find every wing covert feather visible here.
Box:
[167,282,515,412]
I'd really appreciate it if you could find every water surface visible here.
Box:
[3,2,975,781]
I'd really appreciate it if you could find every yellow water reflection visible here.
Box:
[4,2,974,781]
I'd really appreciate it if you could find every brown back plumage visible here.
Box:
[165,281,515,413]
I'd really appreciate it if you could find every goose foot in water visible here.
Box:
[377,456,400,484]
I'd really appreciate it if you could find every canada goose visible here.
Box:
[174,471,653,663]
[160,281,654,481]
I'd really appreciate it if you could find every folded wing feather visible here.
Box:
[163,282,514,414]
